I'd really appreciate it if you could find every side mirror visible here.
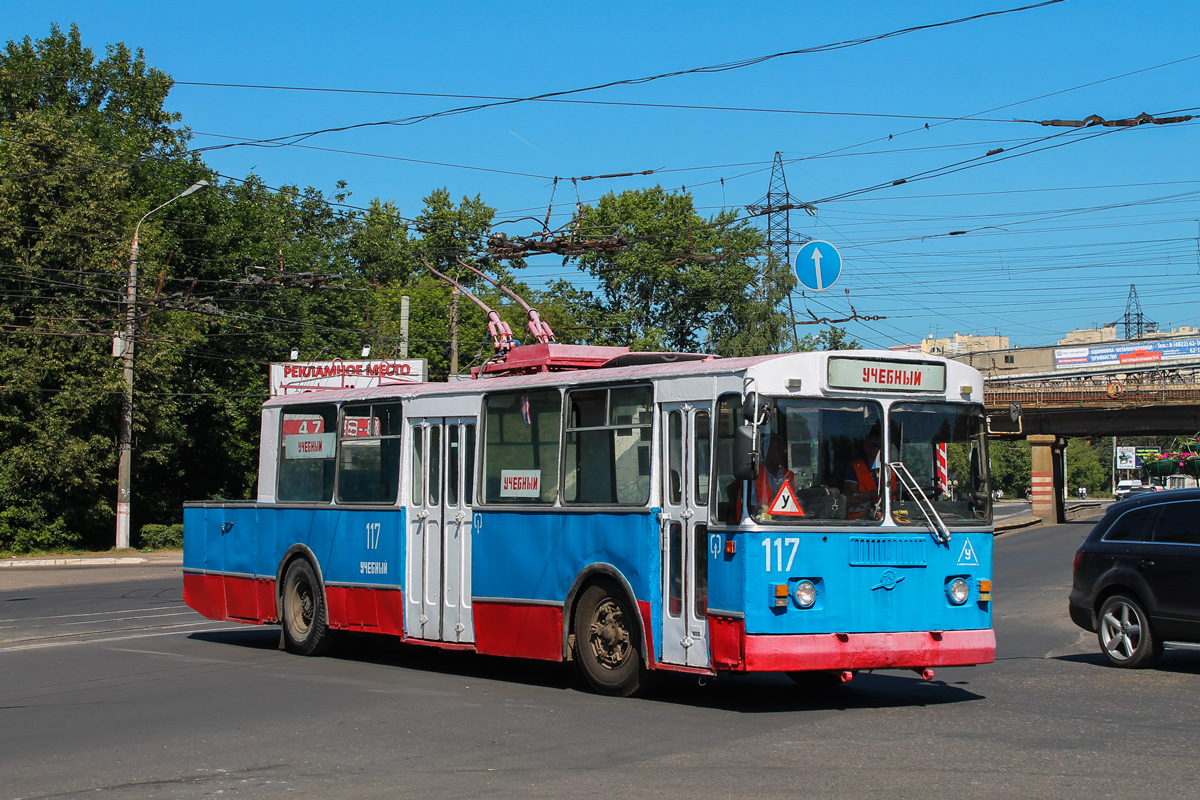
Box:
[741,392,772,424]
[733,424,759,481]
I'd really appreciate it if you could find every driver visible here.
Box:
[844,424,888,520]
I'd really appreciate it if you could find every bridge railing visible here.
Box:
[985,384,1200,407]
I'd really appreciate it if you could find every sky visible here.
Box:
[7,0,1200,350]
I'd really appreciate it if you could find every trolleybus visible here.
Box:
[184,342,995,696]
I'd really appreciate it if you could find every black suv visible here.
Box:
[1069,488,1200,668]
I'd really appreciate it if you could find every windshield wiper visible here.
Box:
[888,461,952,544]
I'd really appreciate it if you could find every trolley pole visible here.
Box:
[115,180,208,550]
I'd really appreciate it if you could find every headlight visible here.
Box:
[948,577,969,605]
[793,580,817,608]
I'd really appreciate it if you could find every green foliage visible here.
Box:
[0,23,186,158]
[988,439,1032,497]
[1067,438,1111,495]
[797,326,861,351]
[0,503,80,554]
[566,186,773,354]
[138,523,183,550]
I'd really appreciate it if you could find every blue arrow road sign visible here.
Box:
[794,240,842,291]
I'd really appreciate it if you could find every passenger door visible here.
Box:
[1146,499,1200,640]
[406,417,477,642]
[659,403,712,668]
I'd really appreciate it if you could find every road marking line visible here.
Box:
[0,622,261,652]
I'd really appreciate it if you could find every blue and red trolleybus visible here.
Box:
[184,340,995,696]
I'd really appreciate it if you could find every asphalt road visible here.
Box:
[3,518,1199,799]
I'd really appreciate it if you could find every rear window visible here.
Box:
[1102,506,1159,542]
[1152,501,1200,545]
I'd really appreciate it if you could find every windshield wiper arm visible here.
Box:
[888,461,952,544]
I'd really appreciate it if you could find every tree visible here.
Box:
[564,186,771,354]
[1067,438,1111,496]
[798,326,860,351]
[988,439,1032,498]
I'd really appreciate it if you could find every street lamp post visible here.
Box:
[116,180,209,550]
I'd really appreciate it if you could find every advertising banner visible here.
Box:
[269,359,427,396]
[1054,338,1200,369]
[1135,446,1161,467]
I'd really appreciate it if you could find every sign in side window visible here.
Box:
[336,403,402,504]
[278,405,338,502]
[564,385,652,505]
[482,390,562,504]
[827,357,946,393]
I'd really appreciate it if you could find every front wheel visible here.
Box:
[1098,594,1161,668]
[281,559,336,656]
[574,581,649,697]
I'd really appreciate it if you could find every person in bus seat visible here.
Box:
[843,424,893,520]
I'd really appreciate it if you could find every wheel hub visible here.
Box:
[588,598,631,669]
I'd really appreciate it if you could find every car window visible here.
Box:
[1152,501,1200,545]
[1102,506,1159,542]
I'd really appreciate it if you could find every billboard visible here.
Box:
[1116,447,1136,469]
[1054,338,1200,369]
[269,359,427,396]
[1135,446,1160,467]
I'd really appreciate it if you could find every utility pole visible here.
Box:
[1122,284,1156,339]
[747,153,814,351]
[399,295,410,358]
[449,286,459,377]
[116,180,208,550]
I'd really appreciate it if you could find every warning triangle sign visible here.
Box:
[769,482,805,516]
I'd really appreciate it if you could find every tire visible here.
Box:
[573,581,648,697]
[1097,594,1162,668]
[281,559,335,656]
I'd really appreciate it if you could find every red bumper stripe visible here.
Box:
[741,627,996,672]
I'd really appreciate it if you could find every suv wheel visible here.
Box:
[1098,594,1162,668]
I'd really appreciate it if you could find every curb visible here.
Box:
[995,516,1041,534]
[0,556,182,568]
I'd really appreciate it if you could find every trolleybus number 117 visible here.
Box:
[365,522,381,550]
[763,537,800,572]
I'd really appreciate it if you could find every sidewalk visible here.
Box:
[0,550,183,568]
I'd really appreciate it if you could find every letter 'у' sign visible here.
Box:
[793,240,842,292]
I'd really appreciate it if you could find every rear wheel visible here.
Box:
[281,559,335,656]
[1098,594,1161,668]
[574,581,648,697]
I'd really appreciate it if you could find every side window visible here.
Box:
[278,405,338,502]
[447,425,460,506]
[336,403,402,503]
[427,425,441,505]
[1152,502,1200,544]
[1103,507,1159,542]
[667,411,683,505]
[482,390,562,504]
[713,393,741,523]
[411,425,424,503]
[464,424,476,506]
[694,410,711,506]
[564,385,652,505]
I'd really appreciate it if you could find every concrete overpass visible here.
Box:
[983,365,1200,523]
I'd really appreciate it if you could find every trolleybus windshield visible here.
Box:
[890,402,990,525]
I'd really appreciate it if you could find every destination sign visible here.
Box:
[827,357,947,393]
